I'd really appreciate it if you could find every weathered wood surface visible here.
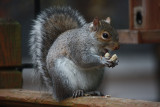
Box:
[0,89,160,107]
[118,29,160,44]
[0,71,22,88]
[0,19,21,67]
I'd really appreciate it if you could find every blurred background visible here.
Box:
[0,0,159,102]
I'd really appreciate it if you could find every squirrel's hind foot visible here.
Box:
[72,90,104,98]
[84,91,104,96]
[72,90,84,98]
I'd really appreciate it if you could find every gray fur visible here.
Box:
[46,24,106,100]
[30,7,118,101]
[30,7,86,89]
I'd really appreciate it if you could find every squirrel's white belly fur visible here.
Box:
[55,57,104,91]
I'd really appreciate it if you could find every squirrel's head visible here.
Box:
[90,17,119,53]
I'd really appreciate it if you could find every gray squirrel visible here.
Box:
[30,6,119,101]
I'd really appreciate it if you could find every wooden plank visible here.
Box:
[140,30,160,43]
[0,89,160,107]
[0,71,22,88]
[0,19,21,67]
[118,29,160,44]
[118,29,140,44]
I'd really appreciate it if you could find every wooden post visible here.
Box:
[129,0,160,30]
[0,19,21,67]
[0,19,22,88]
[0,71,22,88]
[129,0,142,30]
[118,0,160,44]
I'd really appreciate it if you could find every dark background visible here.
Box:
[0,0,158,101]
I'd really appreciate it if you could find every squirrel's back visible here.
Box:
[29,7,86,87]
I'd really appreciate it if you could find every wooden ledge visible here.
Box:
[118,29,160,44]
[0,89,160,107]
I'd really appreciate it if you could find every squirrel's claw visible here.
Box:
[84,91,104,96]
[72,90,84,98]
[106,59,119,68]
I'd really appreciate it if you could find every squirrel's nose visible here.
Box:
[113,44,120,50]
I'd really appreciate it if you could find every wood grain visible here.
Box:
[0,71,22,88]
[0,89,160,107]
[140,30,160,43]
[143,0,160,30]
[118,29,160,44]
[0,20,21,67]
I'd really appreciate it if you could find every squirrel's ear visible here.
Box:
[91,17,100,31]
[105,17,111,24]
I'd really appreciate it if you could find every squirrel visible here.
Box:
[30,6,119,101]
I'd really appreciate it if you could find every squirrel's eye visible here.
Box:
[102,33,109,39]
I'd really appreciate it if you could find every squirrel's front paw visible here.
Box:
[104,53,119,68]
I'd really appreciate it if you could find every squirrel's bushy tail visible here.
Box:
[29,7,86,88]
